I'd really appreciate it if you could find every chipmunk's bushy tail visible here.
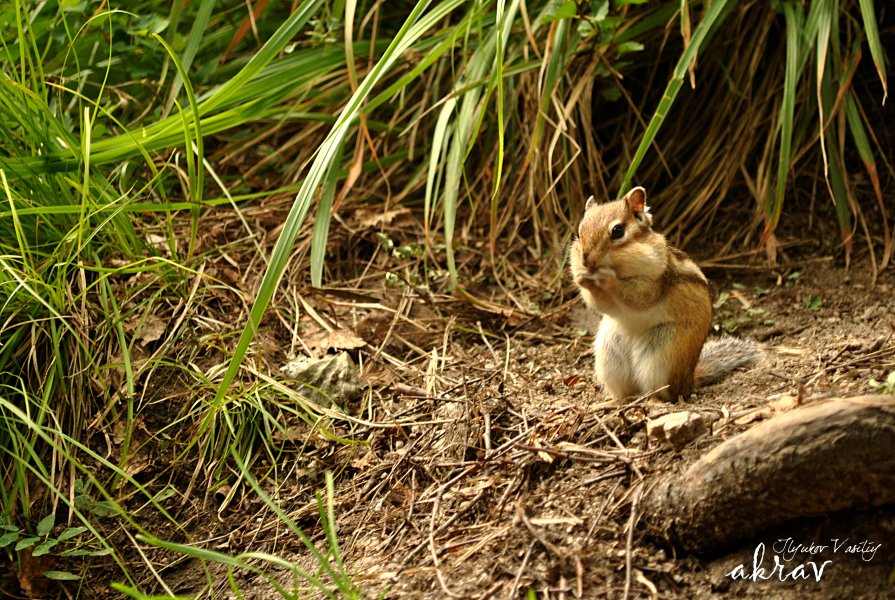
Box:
[695,336,762,386]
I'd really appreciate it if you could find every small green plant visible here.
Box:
[712,288,771,333]
[378,233,426,287]
[869,371,895,395]
[803,295,823,311]
[0,513,101,581]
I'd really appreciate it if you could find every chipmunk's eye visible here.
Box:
[610,223,625,240]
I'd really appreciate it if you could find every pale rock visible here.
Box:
[280,351,362,408]
[647,411,708,450]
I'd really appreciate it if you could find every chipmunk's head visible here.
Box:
[570,186,657,277]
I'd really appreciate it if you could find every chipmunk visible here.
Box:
[569,186,760,401]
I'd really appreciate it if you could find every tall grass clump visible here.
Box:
[635,0,890,273]
[0,1,167,588]
[1,0,388,593]
[0,1,143,518]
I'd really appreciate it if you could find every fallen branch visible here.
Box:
[638,394,895,554]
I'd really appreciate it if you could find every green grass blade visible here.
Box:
[310,148,343,287]
[443,127,463,285]
[227,450,352,595]
[200,0,325,116]
[164,0,216,115]
[844,93,874,168]
[845,91,890,268]
[858,0,887,102]
[425,98,456,241]
[366,3,474,113]
[767,1,801,233]
[621,0,736,191]
[321,470,346,579]
[815,0,833,174]
[153,32,205,259]
[612,2,679,44]
[77,111,91,257]
[345,0,358,92]
[0,170,32,267]
[819,43,853,260]
[532,13,570,152]
[428,0,512,285]
[1,0,328,178]
[491,0,507,252]
[826,136,852,249]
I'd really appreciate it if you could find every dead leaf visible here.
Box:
[300,319,366,357]
[145,233,172,257]
[128,314,166,346]
[280,352,363,408]
[351,446,377,470]
[562,374,581,386]
[355,207,412,229]
[18,548,54,599]
[324,329,366,351]
[124,454,151,478]
[770,395,799,412]
[214,484,232,503]
[647,411,708,450]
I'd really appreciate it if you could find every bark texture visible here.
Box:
[638,395,895,555]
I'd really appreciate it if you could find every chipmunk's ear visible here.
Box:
[622,186,652,224]
[585,195,596,210]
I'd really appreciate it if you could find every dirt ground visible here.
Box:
[7,195,894,599]
[215,248,894,599]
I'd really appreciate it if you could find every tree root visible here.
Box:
[638,395,895,555]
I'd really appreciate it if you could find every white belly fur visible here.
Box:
[593,305,675,399]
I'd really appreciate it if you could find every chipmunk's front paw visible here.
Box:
[593,267,616,286]
[575,267,614,286]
